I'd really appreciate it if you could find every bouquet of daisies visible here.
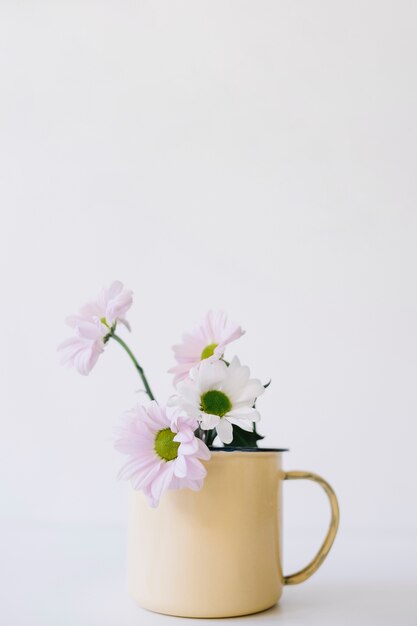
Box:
[59,281,268,507]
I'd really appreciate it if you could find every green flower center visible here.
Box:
[154,428,180,461]
[200,390,232,417]
[201,343,218,360]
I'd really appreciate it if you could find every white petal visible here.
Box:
[175,380,201,405]
[197,359,227,392]
[227,417,254,432]
[232,379,265,404]
[200,413,220,430]
[216,418,233,444]
[222,357,250,397]
[227,408,260,422]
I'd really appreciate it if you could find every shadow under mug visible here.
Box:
[127,449,339,618]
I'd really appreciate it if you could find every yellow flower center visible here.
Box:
[154,428,180,461]
[200,390,232,417]
[201,343,218,360]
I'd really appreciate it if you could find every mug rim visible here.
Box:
[209,446,289,452]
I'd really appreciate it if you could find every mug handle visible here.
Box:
[283,470,340,585]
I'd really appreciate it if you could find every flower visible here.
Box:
[168,311,244,385]
[79,280,133,329]
[58,280,133,375]
[58,315,107,375]
[114,402,211,507]
[170,357,264,444]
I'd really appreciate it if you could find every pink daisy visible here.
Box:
[58,315,106,376]
[168,311,244,386]
[78,280,133,329]
[58,280,133,375]
[114,402,211,507]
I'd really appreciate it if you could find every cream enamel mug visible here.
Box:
[128,449,339,618]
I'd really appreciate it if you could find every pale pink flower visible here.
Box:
[58,315,106,375]
[79,280,133,329]
[58,281,133,375]
[169,311,244,385]
[114,402,211,507]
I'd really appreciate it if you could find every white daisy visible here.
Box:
[170,357,264,444]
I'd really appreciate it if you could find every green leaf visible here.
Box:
[223,424,265,448]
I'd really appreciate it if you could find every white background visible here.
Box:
[1,2,417,624]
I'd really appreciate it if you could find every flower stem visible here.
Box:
[110,332,156,402]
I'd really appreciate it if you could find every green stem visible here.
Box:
[110,332,156,402]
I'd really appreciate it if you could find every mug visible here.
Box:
[127,449,339,618]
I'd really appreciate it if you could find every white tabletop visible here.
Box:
[2,523,416,626]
